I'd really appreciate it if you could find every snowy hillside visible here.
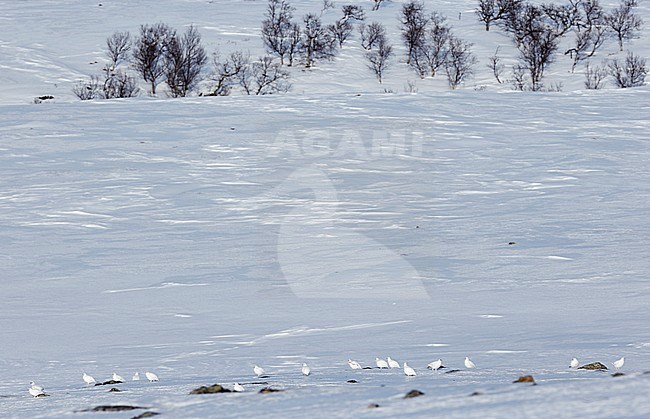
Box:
[1,0,650,418]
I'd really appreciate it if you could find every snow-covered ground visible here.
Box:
[1,0,650,418]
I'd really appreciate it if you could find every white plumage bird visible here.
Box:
[387,357,400,369]
[376,357,389,369]
[253,365,265,376]
[427,359,443,371]
[145,371,159,382]
[403,362,416,376]
[348,359,362,370]
[570,358,579,369]
[233,383,245,392]
[29,387,46,397]
[302,363,311,376]
[30,381,43,392]
[464,357,476,369]
[132,372,140,381]
[613,357,625,370]
[82,373,96,385]
[112,372,124,382]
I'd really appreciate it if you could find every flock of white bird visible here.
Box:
[345,356,475,377]
[28,371,160,398]
[28,356,627,397]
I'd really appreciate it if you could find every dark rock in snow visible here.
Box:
[132,412,160,419]
[513,375,535,383]
[96,380,123,386]
[108,387,122,392]
[190,384,232,394]
[81,405,147,412]
[508,241,517,245]
[347,380,358,383]
[259,387,284,394]
[367,403,380,409]
[404,390,425,399]
[469,391,483,397]
[612,372,625,377]
[445,369,461,374]
[578,362,608,370]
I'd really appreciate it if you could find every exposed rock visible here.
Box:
[513,375,535,383]
[469,391,483,397]
[445,369,461,374]
[612,372,625,377]
[578,362,608,370]
[95,380,123,386]
[404,390,425,399]
[347,380,358,383]
[132,412,160,419]
[189,384,232,394]
[259,387,284,394]
[362,367,373,370]
[508,241,517,245]
[108,387,122,392]
[367,403,380,409]
[81,405,147,412]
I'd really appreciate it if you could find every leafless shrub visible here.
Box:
[132,23,175,95]
[164,25,207,97]
[608,51,647,88]
[359,21,386,50]
[488,46,505,83]
[106,31,131,70]
[366,38,393,83]
[605,0,643,51]
[72,75,101,100]
[584,61,608,89]
[208,51,250,96]
[445,37,477,89]
[240,56,291,95]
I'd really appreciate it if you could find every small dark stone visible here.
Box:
[38,95,54,100]
[612,372,625,377]
[85,405,146,412]
[513,375,535,383]
[259,387,284,394]
[108,387,122,392]
[404,390,425,399]
[362,367,373,370]
[190,384,232,394]
[367,403,380,409]
[469,391,483,397]
[347,380,358,383]
[445,369,461,374]
[508,241,517,245]
[578,362,608,370]
[96,380,123,386]
[132,412,160,419]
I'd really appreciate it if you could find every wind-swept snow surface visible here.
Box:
[1,89,650,417]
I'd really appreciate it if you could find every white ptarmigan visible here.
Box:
[464,357,476,369]
[233,383,245,392]
[376,357,389,369]
[427,359,443,371]
[387,357,400,369]
[30,381,43,392]
[83,373,96,385]
[145,371,159,382]
[348,359,362,370]
[253,365,265,377]
[613,357,625,370]
[403,362,416,376]
[302,363,311,376]
[570,358,579,369]
[29,387,46,397]
[112,372,125,382]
